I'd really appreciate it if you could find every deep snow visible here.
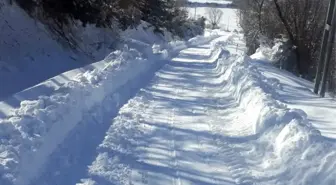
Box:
[251,45,336,140]
[74,32,336,185]
[1,2,336,185]
[60,31,336,185]
[2,29,335,185]
[0,2,121,100]
[0,27,223,185]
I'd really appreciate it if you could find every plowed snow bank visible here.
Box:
[218,53,336,184]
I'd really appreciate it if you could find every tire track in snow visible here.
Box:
[198,115,220,185]
[220,143,254,185]
[204,88,223,185]
[202,73,256,185]
[91,36,239,185]
[128,84,170,185]
[208,84,255,185]
[170,88,181,185]
[128,95,152,185]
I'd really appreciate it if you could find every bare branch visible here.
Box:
[206,8,223,29]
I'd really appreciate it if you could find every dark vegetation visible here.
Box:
[186,1,238,8]
[9,0,205,48]
[236,0,336,94]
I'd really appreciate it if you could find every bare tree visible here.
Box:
[207,8,223,29]
[273,0,301,72]
[236,0,282,54]
[237,0,327,76]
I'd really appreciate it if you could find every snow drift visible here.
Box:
[0,46,165,185]
[1,23,334,185]
[216,49,336,184]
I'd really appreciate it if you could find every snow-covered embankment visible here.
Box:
[0,30,221,185]
[217,49,336,184]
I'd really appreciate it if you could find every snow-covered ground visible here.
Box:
[0,28,222,185]
[0,2,120,100]
[251,50,336,140]
[1,2,336,185]
[1,28,336,184]
[0,2,163,100]
[70,32,336,185]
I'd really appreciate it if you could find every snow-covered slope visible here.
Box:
[251,60,336,139]
[215,52,336,185]
[0,2,118,100]
[251,43,336,140]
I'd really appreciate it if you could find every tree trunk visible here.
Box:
[258,0,265,34]
[273,0,302,74]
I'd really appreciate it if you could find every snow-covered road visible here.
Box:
[71,34,335,185]
[74,36,243,185]
[27,34,240,185]
[125,42,238,185]
[2,32,336,185]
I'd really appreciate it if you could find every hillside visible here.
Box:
[0,2,117,100]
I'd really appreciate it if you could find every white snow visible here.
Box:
[0,46,164,185]
[69,31,336,185]
[1,3,336,185]
[251,43,336,140]
[0,19,224,184]
[0,2,117,100]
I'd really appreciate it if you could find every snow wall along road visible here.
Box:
[0,31,336,185]
[213,52,336,184]
[0,30,222,185]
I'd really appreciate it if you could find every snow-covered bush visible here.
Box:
[251,36,299,74]
[237,0,327,76]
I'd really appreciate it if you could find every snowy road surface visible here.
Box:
[34,33,336,185]
[2,32,336,185]
[30,35,242,185]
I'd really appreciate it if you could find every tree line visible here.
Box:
[10,0,205,48]
[236,0,336,95]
